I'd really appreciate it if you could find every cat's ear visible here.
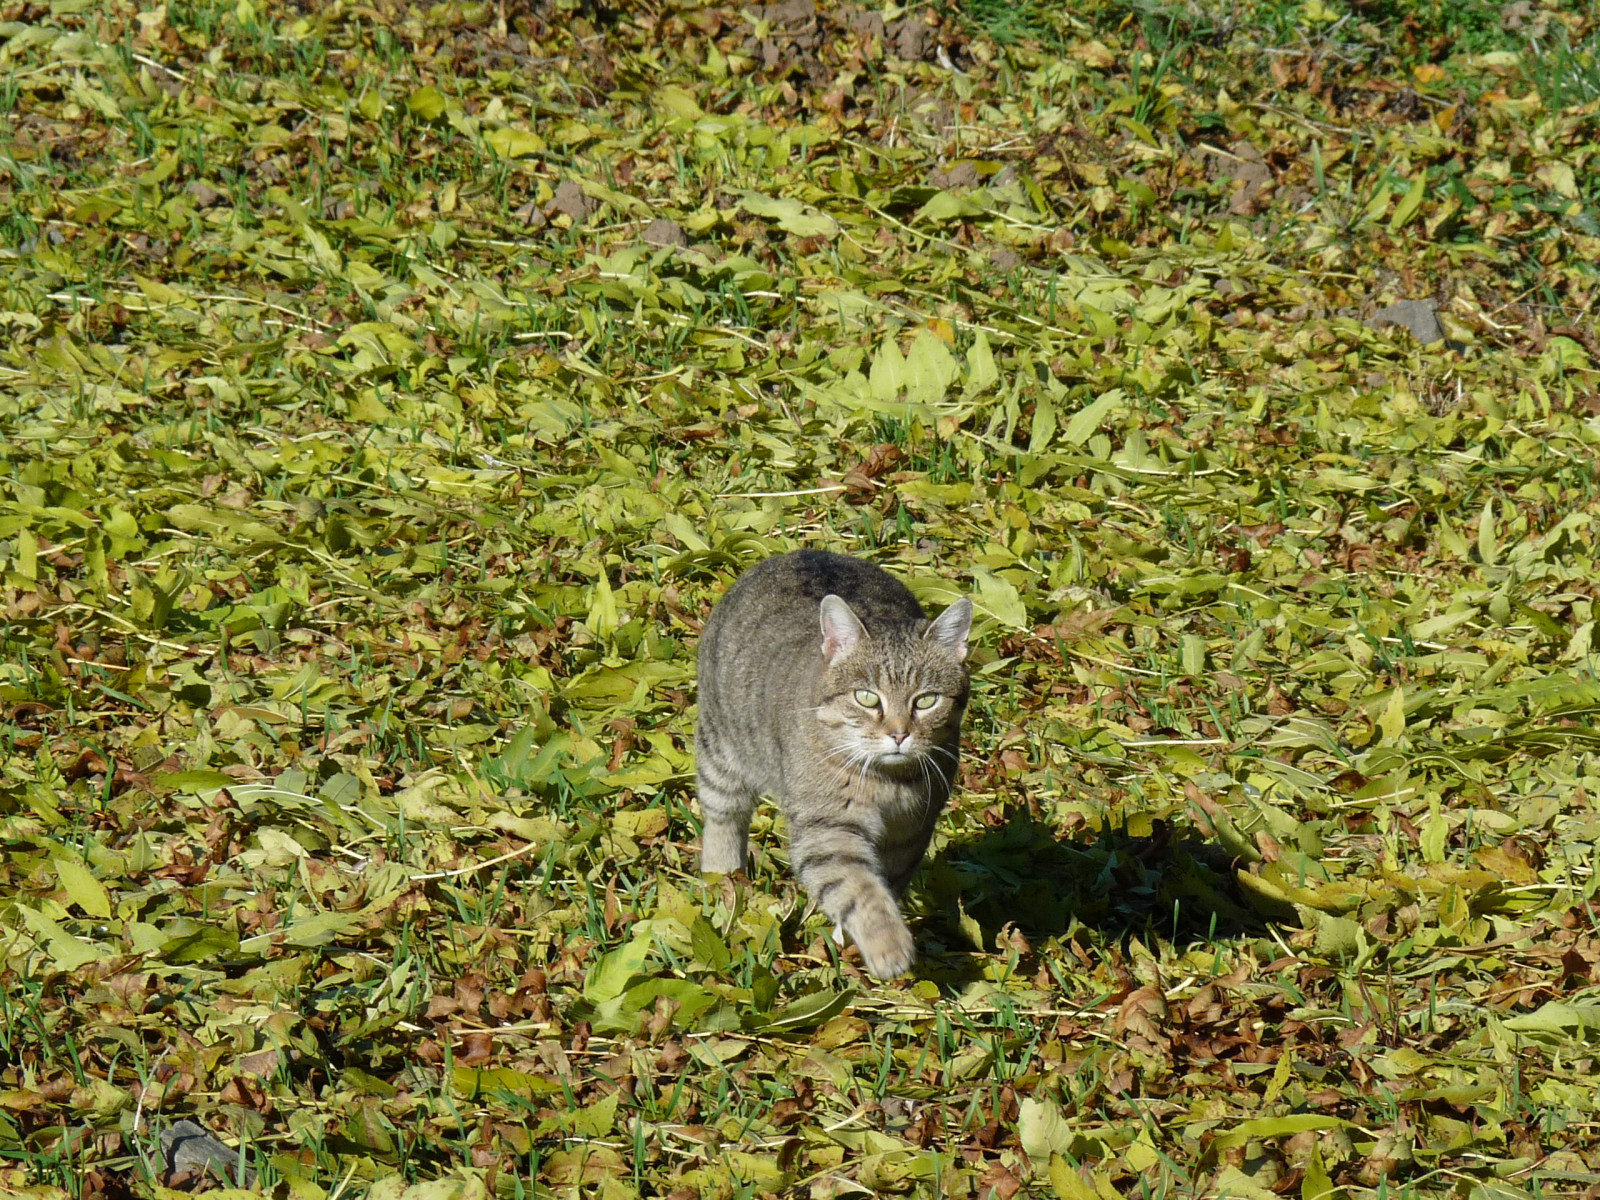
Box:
[820,594,867,663]
[924,598,973,661]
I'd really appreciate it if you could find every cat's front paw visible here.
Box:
[699,825,749,875]
[851,915,916,980]
[699,845,747,875]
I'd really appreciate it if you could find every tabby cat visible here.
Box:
[695,550,972,979]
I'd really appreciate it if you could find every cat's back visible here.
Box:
[698,550,928,702]
[709,549,926,633]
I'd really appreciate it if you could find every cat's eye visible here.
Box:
[913,694,940,711]
[854,689,881,708]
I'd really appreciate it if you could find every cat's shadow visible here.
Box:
[910,808,1266,981]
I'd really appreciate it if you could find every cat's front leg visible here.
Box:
[696,755,757,874]
[790,826,915,978]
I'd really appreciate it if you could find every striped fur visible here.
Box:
[695,550,971,979]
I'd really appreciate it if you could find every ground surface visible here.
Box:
[3,0,1600,1196]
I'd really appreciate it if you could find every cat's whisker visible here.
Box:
[830,755,866,792]
[820,743,866,773]
[824,746,873,792]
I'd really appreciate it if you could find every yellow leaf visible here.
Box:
[1123,1137,1161,1172]
[1420,800,1448,864]
[588,571,619,638]
[614,808,670,838]
[1303,1144,1341,1200]
[407,86,447,120]
[1070,40,1115,68]
[16,524,37,582]
[1050,1157,1097,1200]
[485,127,546,158]
[1536,162,1579,200]
[957,900,984,951]
[135,275,188,305]
[1262,1047,1293,1106]
[1389,173,1426,232]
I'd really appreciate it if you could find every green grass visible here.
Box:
[2,0,1600,1196]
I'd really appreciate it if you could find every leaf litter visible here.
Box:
[2,0,1600,1196]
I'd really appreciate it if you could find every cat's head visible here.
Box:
[813,594,973,773]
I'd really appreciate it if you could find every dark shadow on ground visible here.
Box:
[913,807,1268,967]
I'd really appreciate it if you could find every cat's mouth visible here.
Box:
[872,748,918,767]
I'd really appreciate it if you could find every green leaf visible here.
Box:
[584,936,651,1004]
[1503,1002,1600,1037]
[13,905,107,971]
[1419,800,1448,864]
[1378,687,1405,742]
[971,567,1028,630]
[1180,634,1207,677]
[162,924,243,963]
[452,1066,564,1100]
[1215,1115,1353,1150]
[588,570,618,638]
[654,84,704,119]
[15,524,37,582]
[903,329,958,405]
[407,86,447,119]
[1029,393,1056,453]
[739,192,838,239]
[589,976,718,1033]
[759,988,854,1032]
[152,769,235,795]
[689,916,731,970]
[1477,500,1499,565]
[1310,911,1364,961]
[570,1091,617,1137]
[1388,172,1426,232]
[916,190,986,222]
[966,330,999,393]
[53,855,111,920]
[957,900,985,951]
[1061,390,1124,446]
[1215,1167,1285,1200]
[870,336,907,403]
[250,908,360,951]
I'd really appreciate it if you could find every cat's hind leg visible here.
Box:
[696,736,758,874]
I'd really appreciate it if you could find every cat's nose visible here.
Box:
[890,731,910,746]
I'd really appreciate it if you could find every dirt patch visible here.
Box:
[643,218,690,248]
[1206,142,1275,217]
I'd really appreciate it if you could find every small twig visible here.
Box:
[54,602,199,654]
[47,288,338,332]
[717,484,848,499]
[407,839,543,882]
[129,51,190,83]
